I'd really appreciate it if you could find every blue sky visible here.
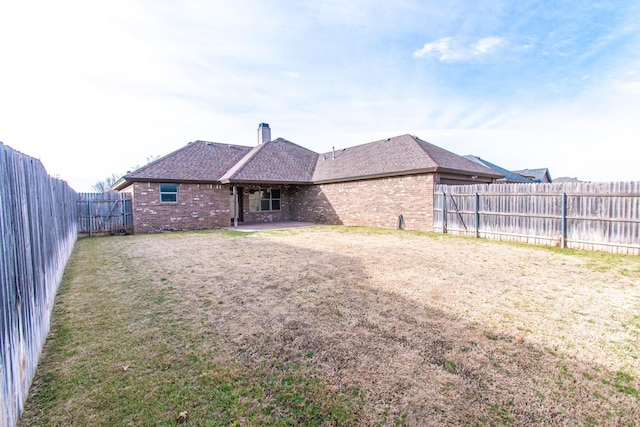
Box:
[1,0,639,191]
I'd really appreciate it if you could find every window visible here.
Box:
[249,187,281,211]
[160,183,178,202]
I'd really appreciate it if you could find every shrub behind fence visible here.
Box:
[0,143,78,426]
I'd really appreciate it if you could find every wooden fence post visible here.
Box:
[120,194,125,230]
[561,192,567,249]
[475,192,480,238]
[88,198,93,237]
[436,182,639,254]
[442,192,447,233]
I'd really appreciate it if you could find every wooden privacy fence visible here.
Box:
[434,182,640,255]
[1,142,78,426]
[77,192,132,236]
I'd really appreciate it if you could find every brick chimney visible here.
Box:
[258,123,271,145]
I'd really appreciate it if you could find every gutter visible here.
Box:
[111,177,129,191]
[111,177,225,191]
[312,167,503,185]
[114,166,503,190]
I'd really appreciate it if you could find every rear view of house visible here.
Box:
[113,124,502,233]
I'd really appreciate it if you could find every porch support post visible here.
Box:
[233,185,238,228]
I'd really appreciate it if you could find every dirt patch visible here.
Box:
[21,227,640,425]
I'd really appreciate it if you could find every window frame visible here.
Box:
[249,187,281,212]
[159,183,178,203]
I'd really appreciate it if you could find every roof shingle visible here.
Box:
[220,138,318,184]
[115,133,503,189]
[464,155,535,183]
[513,168,552,183]
[123,141,252,182]
[312,134,502,183]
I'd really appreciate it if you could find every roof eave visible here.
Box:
[435,167,504,179]
[313,166,503,185]
[222,178,314,185]
[313,167,439,184]
[112,177,129,191]
[114,177,223,188]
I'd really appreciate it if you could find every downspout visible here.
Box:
[233,185,239,228]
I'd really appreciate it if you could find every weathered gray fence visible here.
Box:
[435,182,640,255]
[77,192,132,236]
[1,142,78,426]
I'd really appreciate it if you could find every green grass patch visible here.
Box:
[488,401,516,425]
[19,237,363,426]
[218,229,255,237]
[614,371,640,399]
[538,246,640,275]
[18,228,640,426]
[323,224,442,239]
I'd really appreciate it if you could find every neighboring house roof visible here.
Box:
[113,132,503,190]
[553,176,581,183]
[119,141,252,184]
[313,135,502,183]
[514,168,552,183]
[463,155,535,183]
[220,138,318,184]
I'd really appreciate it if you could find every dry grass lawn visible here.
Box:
[19,226,640,426]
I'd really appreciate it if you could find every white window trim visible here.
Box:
[159,183,178,203]
[250,187,281,212]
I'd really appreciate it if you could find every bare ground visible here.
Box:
[23,226,640,425]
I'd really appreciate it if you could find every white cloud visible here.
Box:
[412,37,457,60]
[413,36,507,62]
[1,1,639,190]
[472,37,505,54]
[416,78,640,183]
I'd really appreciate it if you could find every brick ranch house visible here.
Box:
[113,124,502,233]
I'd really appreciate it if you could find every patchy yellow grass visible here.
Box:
[20,226,640,426]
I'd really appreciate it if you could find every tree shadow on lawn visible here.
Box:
[160,232,640,426]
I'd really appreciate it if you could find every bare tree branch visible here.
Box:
[91,173,121,193]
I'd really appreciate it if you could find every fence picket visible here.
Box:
[1,143,77,426]
[434,182,640,254]
[76,192,132,236]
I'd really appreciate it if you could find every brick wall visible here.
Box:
[130,182,231,233]
[127,177,435,233]
[238,185,291,223]
[289,174,435,231]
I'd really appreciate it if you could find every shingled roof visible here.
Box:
[313,135,502,183]
[514,168,552,183]
[464,155,534,183]
[114,132,503,190]
[118,141,251,184]
[219,138,317,184]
